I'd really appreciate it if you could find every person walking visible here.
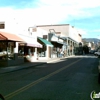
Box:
[61,49,64,58]
[57,47,60,58]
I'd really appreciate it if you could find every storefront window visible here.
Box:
[0,42,7,60]
[18,46,35,58]
[53,47,57,53]
[7,42,14,60]
[37,46,46,57]
[0,41,14,60]
[18,46,24,58]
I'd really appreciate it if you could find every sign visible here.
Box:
[43,35,47,39]
[19,43,25,46]
[32,27,37,32]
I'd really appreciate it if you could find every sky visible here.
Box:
[0,0,100,39]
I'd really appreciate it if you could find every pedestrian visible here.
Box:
[63,50,66,57]
[57,47,60,58]
[61,50,64,58]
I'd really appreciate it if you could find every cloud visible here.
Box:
[0,6,68,25]
[38,0,100,8]
[0,0,100,25]
[0,0,100,38]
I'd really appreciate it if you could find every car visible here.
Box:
[94,51,99,56]
[89,50,95,54]
[98,52,100,58]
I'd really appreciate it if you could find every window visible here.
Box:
[0,22,5,29]
[43,35,47,39]
[7,42,14,60]
[32,27,37,32]
[0,42,7,60]
[18,46,24,58]
[0,42,14,60]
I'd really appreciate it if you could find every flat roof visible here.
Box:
[36,24,70,27]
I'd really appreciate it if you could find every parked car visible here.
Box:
[94,51,100,58]
[89,50,95,54]
[94,51,99,56]
[98,52,100,58]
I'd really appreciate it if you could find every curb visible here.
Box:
[47,58,61,63]
[0,63,47,74]
[0,57,69,74]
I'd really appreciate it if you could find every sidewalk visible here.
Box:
[0,55,76,74]
[0,57,62,74]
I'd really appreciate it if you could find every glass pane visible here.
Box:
[7,42,14,60]
[18,46,24,58]
[0,42,7,60]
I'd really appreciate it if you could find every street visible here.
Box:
[0,55,99,100]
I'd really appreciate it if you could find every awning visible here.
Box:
[51,41,63,45]
[51,41,67,46]
[19,41,42,48]
[0,31,24,41]
[38,37,53,47]
[18,35,42,48]
[57,41,64,45]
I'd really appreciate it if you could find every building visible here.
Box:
[0,20,43,66]
[35,24,82,56]
[0,21,82,66]
[0,31,24,66]
[28,24,82,58]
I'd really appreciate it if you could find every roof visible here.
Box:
[0,31,24,41]
[38,37,53,47]
[36,24,70,27]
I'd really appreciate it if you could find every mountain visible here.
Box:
[82,38,100,44]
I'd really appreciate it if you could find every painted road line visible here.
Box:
[4,58,82,100]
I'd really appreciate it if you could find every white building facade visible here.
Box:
[35,24,82,56]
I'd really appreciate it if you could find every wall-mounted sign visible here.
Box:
[19,43,25,46]
[32,27,37,32]
[51,36,58,41]
[43,35,47,39]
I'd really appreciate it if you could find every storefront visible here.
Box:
[37,37,53,59]
[0,31,24,67]
[61,37,78,56]
[18,34,42,62]
[48,33,67,58]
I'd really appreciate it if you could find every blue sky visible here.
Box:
[0,0,100,39]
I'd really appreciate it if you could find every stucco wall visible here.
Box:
[37,24,82,43]
[69,26,79,42]
[37,24,70,37]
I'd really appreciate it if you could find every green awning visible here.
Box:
[38,37,53,47]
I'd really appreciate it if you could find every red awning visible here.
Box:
[0,31,24,41]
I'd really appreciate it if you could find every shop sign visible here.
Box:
[43,35,47,39]
[51,36,58,41]
[58,38,63,42]
[19,43,25,46]
[32,27,37,32]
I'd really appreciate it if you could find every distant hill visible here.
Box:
[82,38,100,44]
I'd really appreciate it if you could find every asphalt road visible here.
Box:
[0,55,99,100]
